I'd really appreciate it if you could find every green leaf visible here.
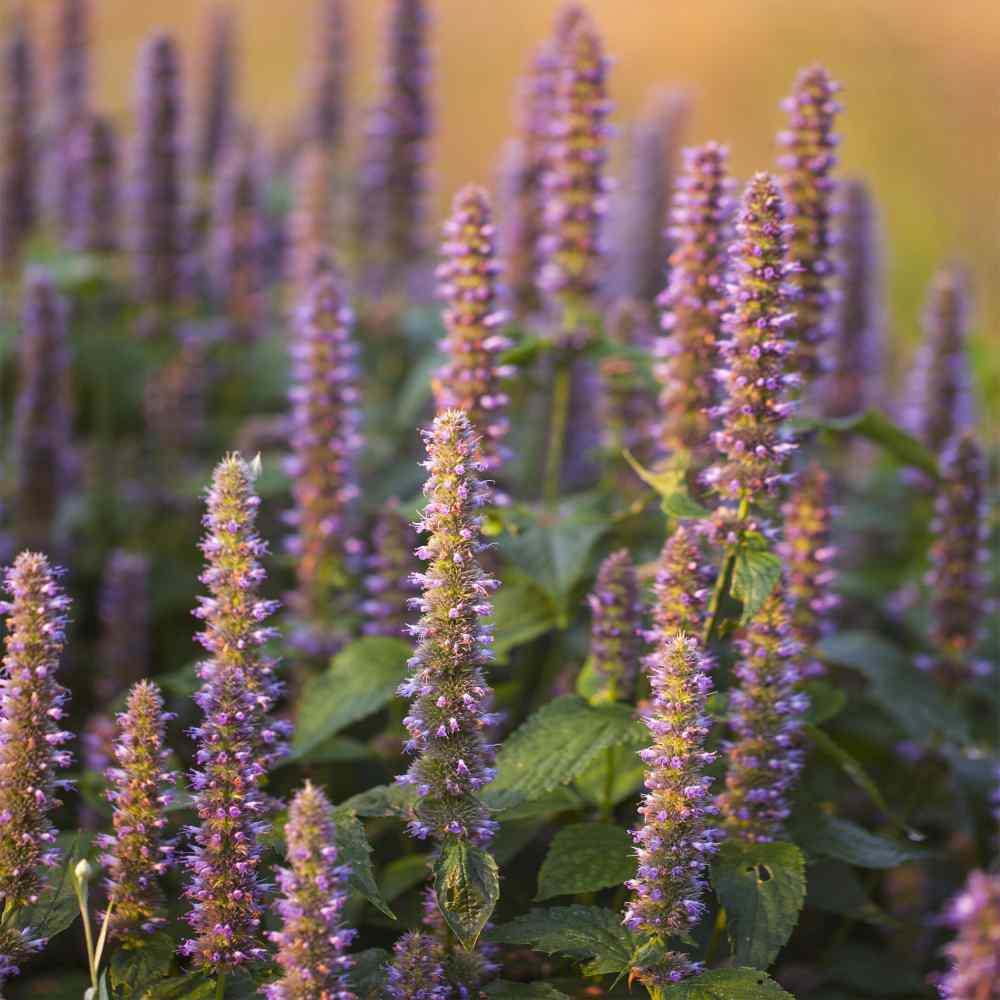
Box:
[659,967,795,999]
[380,853,432,903]
[139,975,216,1000]
[805,860,899,927]
[790,812,930,869]
[109,933,176,997]
[346,947,391,1000]
[802,680,847,725]
[491,570,559,663]
[433,837,500,949]
[731,546,782,624]
[12,833,91,943]
[710,841,806,970]
[495,786,585,822]
[334,810,397,919]
[814,409,939,479]
[535,823,635,900]
[484,695,643,812]
[623,450,710,520]
[98,969,111,1000]
[291,637,411,759]
[574,744,645,808]
[339,783,418,819]
[484,981,571,1000]
[493,819,546,865]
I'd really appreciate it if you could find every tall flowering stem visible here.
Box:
[624,633,720,986]
[196,6,237,178]
[183,454,286,971]
[99,681,176,944]
[587,549,642,702]
[398,410,499,846]
[654,142,732,462]
[95,550,151,703]
[303,0,349,151]
[286,144,334,297]
[717,590,808,843]
[386,931,449,1000]
[265,782,357,1000]
[777,65,842,383]
[285,271,363,655]
[69,114,119,253]
[937,870,1000,1000]
[434,185,513,474]
[652,525,713,639]
[363,501,420,639]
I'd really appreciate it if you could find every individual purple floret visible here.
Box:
[937,870,1000,1000]
[286,143,334,297]
[925,432,988,682]
[196,6,237,178]
[68,114,119,253]
[778,464,838,678]
[0,21,37,273]
[303,0,349,151]
[99,680,176,944]
[264,782,357,1000]
[12,271,73,554]
[717,590,809,843]
[538,11,612,320]
[654,142,733,463]
[625,632,720,987]
[706,172,798,507]
[0,553,73,908]
[820,178,882,418]
[777,65,842,383]
[434,185,514,474]
[285,270,363,654]
[363,501,420,639]
[397,410,500,846]
[904,267,976,454]
[651,525,713,639]
[130,33,190,307]
[95,550,152,703]
[386,931,449,1000]
[587,549,642,702]
[182,454,287,971]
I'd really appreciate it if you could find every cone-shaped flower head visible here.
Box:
[12,271,73,554]
[652,525,713,639]
[68,113,119,253]
[196,6,237,178]
[386,931,449,1000]
[0,924,43,987]
[587,549,642,702]
[654,142,733,461]
[182,454,286,971]
[538,12,612,316]
[363,500,420,639]
[707,173,798,505]
[820,178,882,418]
[0,21,37,272]
[624,632,720,986]
[0,552,72,907]
[287,143,334,296]
[926,432,987,681]
[130,33,189,306]
[778,464,837,678]
[285,270,363,652]
[777,65,842,382]
[303,0,349,150]
[100,681,176,944]
[905,267,976,453]
[265,782,357,1000]
[210,142,266,340]
[95,550,151,703]
[434,185,513,473]
[938,870,1000,1000]
[398,410,500,846]
[718,590,808,843]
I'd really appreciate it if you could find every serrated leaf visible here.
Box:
[484,981,571,1000]
[710,841,806,969]
[109,932,176,996]
[484,696,643,812]
[731,547,782,624]
[805,860,898,927]
[660,967,795,999]
[491,571,559,663]
[433,837,500,949]
[496,786,585,822]
[334,810,397,919]
[790,812,930,869]
[291,637,411,759]
[339,783,418,819]
[535,823,635,900]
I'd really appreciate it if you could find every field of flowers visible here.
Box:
[0,1,995,998]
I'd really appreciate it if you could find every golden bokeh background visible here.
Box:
[31,0,1000,406]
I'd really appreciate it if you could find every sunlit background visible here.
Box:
[29,0,1000,410]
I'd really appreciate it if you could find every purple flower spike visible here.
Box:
[625,632,720,986]
[655,142,733,462]
[285,271,363,653]
[538,11,612,316]
[0,553,73,908]
[718,590,808,844]
[101,681,177,944]
[0,925,44,988]
[68,114,119,253]
[905,267,976,454]
[287,144,334,296]
[12,272,73,554]
[777,65,842,382]
[196,6,237,178]
[303,0,350,151]
[96,550,152,703]
[397,410,499,847]
[434,185,513,474]
[926,432,987,683]
[387,931,450,1000]
[130,33,190,307]
[363,501,420,639]
[587,549,642,702]
[264,782,357,1000]
[937,870,1000,1000]
[182,454,286,972]
[707,173,798,506]
[820,178,882,418]
[652,525,713,639]
[0,21,37,273]
[778,464,837,679]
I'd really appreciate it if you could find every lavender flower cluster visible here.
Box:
[587,549,642,702]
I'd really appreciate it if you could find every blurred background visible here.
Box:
[28,0,1000,410]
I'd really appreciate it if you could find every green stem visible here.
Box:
[216,972,227,1000]
[703,907,727,966]
[543,357,573,509]
[74,883,97,991]
[601,746,616,821]
[701,497,750,645]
